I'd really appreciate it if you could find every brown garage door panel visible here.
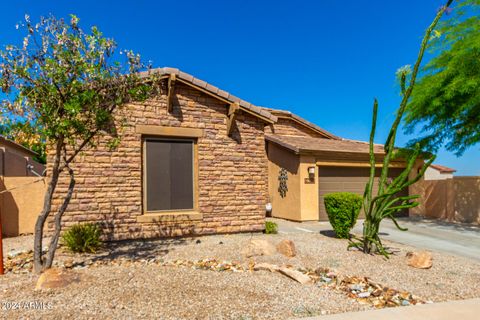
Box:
[318,166,407,220]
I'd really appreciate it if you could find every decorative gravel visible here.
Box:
[1,231,479,319]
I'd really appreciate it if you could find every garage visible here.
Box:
[318,166,408,220]
[266,134,418,222]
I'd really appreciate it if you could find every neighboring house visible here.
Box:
[424,164,456,180]
[0,135,45,177]
[51,67,423,240]
[0,136,46,236]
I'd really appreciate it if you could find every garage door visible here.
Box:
[318,167,407,220]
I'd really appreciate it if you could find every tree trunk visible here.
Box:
[33,139,63,273]
[44,166,75,269]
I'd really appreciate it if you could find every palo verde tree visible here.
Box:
[349,0,454,257]
[0,14,156,272]
[404,0,480,156]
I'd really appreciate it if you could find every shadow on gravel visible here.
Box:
[89,237,190,264]
[319,230,337,238]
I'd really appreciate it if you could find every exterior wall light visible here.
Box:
[308,166,316,182]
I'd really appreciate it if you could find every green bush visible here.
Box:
[324,192,362,239]
[264,221,278,234]
[62,223,102,253]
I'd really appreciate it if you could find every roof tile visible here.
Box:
[141,67,278,122]
[205,83,219,94]
[178,71,194,82]
[265,134,385,155]
[192,77,208,89]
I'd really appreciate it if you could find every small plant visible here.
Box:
[264,221,278,234]
[62,223,102,253]
[324,192,362,239]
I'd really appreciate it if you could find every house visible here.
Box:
[424,164,456,180]
[0,135,45,177]
[51,68,423,240]
[0,136,46,236]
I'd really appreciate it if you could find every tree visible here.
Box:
[0,14,156,272]
[404,0,480,156]
[349,1,454,256]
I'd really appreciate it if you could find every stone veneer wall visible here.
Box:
[266,118,325,138]
[49,83,268,240]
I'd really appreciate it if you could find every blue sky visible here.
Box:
[1,0,478,175]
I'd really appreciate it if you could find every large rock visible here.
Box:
[406,251,433,269]
[276,239,296,257]
[241,239,276,258]
[35,268,81,290]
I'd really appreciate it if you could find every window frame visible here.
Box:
[142,136,199,215]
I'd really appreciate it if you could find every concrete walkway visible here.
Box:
[272,217,480,261]
[299,298,480,320]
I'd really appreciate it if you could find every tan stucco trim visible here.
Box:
[316,161,406,168]
[136,125,204,138]
[136,211,203,223]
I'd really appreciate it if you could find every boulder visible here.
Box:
[241,239,276,258]
[406,251,433,269]
[35,268,81,290]
[276,239,296,257]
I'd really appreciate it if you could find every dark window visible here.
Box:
[145,138,194,211]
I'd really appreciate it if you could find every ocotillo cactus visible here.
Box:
[349,0,453,257]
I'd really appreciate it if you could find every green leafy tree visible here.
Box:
[350,1,454,256]
[0,14,157,272]
[404,0,480,155]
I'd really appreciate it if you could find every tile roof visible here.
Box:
[139,67,277,123]
[265,134,385,155]
[261,107,341,140]
[430,164,456,173]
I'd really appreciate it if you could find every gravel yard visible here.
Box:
[1,230,479,319]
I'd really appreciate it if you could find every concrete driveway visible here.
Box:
[272,217,480,262]
[301,298,480,320]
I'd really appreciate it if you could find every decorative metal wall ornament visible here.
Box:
[278,168,288,198]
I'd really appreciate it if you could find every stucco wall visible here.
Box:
[0,147,45,177]
[49,82,268,240]
[299,156,319,221]
[410,176,480,224]
[0,142,46,237]
[0,177,46,236]
[267,145,320,221]
[267,142,301,220]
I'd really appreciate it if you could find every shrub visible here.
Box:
[324,192,362,239]
[62,223,102,253]
[264,221,278,234]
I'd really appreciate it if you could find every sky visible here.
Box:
[0,0,478,175]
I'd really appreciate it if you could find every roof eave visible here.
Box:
[140,67,277,124]
[0,136,38,157]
